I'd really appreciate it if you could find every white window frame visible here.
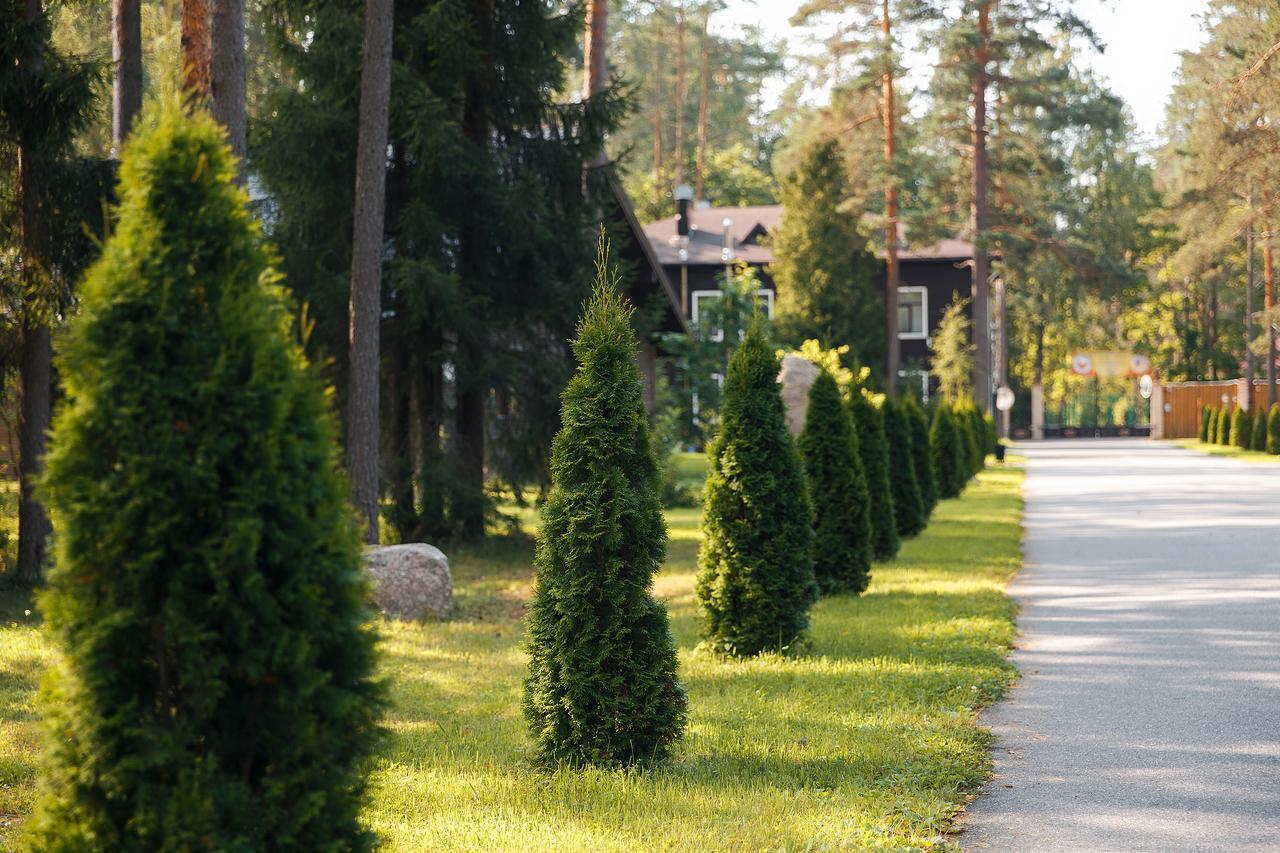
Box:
[897,285,928,340]
[898,368,930,404]
[691,287,775,343]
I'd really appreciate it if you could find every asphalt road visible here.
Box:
[961,439,1280,852]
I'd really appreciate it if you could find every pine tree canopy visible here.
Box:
[523,248,687,767]
[697,319,817,656]
[30,101,383,849]
[798,368,873,595]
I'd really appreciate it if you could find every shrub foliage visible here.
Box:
[931,403,967,499]
[1251,404,1268,451]
[1231,406,1253,449]
[1199,406,1212,442]
[849,389,900,560]
[881,397,925,539]
[1269,404,1280,455]
[903,396,937,517]
[523,260,687,767]
[30,104,383,849]
[697,320,817,656]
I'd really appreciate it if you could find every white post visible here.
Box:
[1150,382,1164,440]
[1031,384,1044,440]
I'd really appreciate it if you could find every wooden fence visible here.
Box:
[1158,379,1246,439]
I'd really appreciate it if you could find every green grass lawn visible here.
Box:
[1168,437,1280,462]
[0,465,1022,851]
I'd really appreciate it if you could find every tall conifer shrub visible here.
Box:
[30,103,383,849]
[697,320,817,656]
[798,370,873,594]
[931,403,966,499]
[882,398,925,538]
[849,389,900,560]
[523,254,686,766]
[1199,406,1212,442]
[1217,404,1231,444]
[1269,404,1280,455]
[954,400,982,476]
[1251,405,1268,451]
[1232,406,1253,450]
[903,396,937,517]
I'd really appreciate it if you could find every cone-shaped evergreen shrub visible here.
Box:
[1217,404,1231,444]
[523,262,686,767]
[696,320,817,656]
[849,389,900,560]
[881,398,925,539]
[983,411,997,455]
[903,396,937,517]
[954,399,982,476]
[1199,406,1213,442]
[1251,404,1268,451]
[1232,406,1254,449]
[29,103,383,849]
[1269,404,1280,455]
[931,403,966,499]
[798,370,873,594]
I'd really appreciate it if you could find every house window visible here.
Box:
[898,368,930,403]
[691,288,775,342]
[898,286,927,339]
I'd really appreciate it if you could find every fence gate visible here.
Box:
[1044,385,1151,438]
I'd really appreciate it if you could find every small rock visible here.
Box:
[366,543,452,621]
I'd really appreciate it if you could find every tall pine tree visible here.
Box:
[30,102,383,849]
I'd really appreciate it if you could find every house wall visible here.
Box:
[662,263,777,320]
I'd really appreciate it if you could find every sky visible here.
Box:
[717,0,1212,147]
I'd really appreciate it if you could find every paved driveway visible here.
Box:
[961,439,1280,852]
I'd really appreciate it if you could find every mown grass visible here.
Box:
[0,465,1022,851]
[1169,437,1280,462]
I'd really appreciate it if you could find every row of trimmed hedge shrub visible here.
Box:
[1200,403,1280,453]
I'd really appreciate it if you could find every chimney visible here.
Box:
[675,183,693,238]
[722,217,735,262]
[583,0,608,100]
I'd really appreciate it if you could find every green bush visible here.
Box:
[1231,406,1252,449]
[931,403,966,499]
[903,396,937,518]
[1217,403,1231,445]
[954,399,982,476]
[849,389,900,561]
[524,270,686,767]
[30,103,383,849]
[696,320,817,656]
[881,397,925,539]
[1251,404,1268,451]
[1269,404,1280,454]
[1199,406,1213,442]
[983,410,997,455]
[798,370,872,594]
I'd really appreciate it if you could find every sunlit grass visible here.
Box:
[1168,437,1280,462]
[0,466,1022,850]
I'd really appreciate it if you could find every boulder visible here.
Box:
[366,543,452,620]
[779,355,820,437]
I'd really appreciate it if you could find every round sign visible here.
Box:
[1071,353,1093,376]
[995,386,1015,412]
[1139,374,1152,399]
[1130,354,1152,376]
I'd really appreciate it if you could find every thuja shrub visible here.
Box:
[954,399,982,476]
[1232,406,1254,450]
[1269,404,1280,455]
[931,403,966,499]
[1199,406,1213,442]
[29,103,383,849]
[903,396,937,518]
[523,260,686,767]
[1251,404,1268,451]
[1217,404,1231,445]
[798,369,872,595]
[881,397,925,539]
[696,320,817,656]
[849,389,900,560]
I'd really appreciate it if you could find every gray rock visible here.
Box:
[779,355,820,437]
[366,543,452,620]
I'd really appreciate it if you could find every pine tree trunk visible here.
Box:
[16,0,50,586]
[210,0,247,182]
[652,15,664,177]
[969,1,992,411]
[1265,225,1276,406]
[181,0,212,96]
[882,0,900,397]
[112,0,142,153]
[347,0,395,544]
[1246,209,1256,392]
[583,0,608,99]
[695,8,710,201]
[673,2,686,185]
[414,336,445,535]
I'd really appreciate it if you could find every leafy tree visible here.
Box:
[523,255,686,767]
[931,403,966,499]
[903,395,937,517]
[1199,405,1213,442]
[1232,406,1253,450]
[29,103,383,849]
[1269,403,1280,455]
[1251,404,1268,451]
[696,320,817,656]
[798,369,873,595]
[628,144,776,223]
[848,388,899,560]
[881,397,925,539]
[930,295,974,404]
[771,138,884,378]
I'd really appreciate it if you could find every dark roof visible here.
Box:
[642,204,977,267]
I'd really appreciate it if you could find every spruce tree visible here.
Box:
[903,395,938,517]
[881,397,925,539]
[1199,405,1213,442]
[1232,406,1253,450]
[29,103,383,849]
[849,389,900,560]
[697,320,817,657]
[523,253,686,767]
[931,403,966,499]
[798,370,873,595]
[1269,403,1280,455]
[1251,404,1268,451]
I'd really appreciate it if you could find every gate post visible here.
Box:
[1238,377,1252,411]
[1150,382,1164,439]
[1031,384,1044,440]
